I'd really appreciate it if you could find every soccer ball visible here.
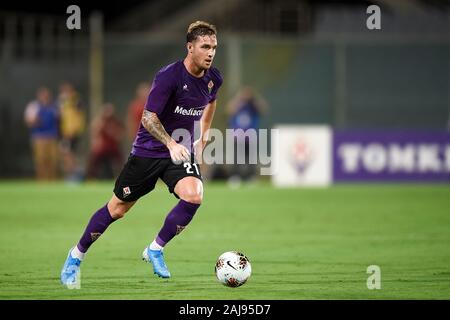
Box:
[215,251,251,287]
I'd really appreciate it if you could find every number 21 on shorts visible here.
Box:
[184,162,200,175]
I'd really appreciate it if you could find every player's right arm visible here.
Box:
[141,109,190,163]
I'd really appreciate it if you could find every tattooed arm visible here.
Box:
[141,109,190,163]
[141,109,172,145]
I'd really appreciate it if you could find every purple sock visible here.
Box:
[76,204,116,253]
[156,200,200,246]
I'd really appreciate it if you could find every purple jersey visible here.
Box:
[132,60,223,158]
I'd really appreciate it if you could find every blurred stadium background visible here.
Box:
[0,0,449,300]
[1,0,449,177]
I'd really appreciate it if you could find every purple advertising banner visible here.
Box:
[333,130,450,182]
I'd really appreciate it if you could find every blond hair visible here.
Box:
[186,21,217,42]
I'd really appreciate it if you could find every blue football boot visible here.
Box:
[60,248,82,289]
[142,247,171,278]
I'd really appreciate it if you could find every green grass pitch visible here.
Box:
[0,181,449,299]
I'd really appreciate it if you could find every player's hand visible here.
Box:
[167,140,191,164]
[193,139,205,163]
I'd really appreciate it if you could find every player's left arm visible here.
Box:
[194,99,217,161]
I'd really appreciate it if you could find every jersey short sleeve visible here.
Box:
[208,68,223,103]
[144,65,177,115]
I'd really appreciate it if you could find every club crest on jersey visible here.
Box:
[123,186,131,198]
[208,80,214,94]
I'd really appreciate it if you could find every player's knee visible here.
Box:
[189,194,203,205]
[108,202,131,219]
[180,191,203,205]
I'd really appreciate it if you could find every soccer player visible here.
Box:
[61,21,222,288]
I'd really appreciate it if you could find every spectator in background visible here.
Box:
[24,86,59,181]
[127,82,150,142]
[58,82,86,182]
[86,103,124,180]
[226,86,268,183]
